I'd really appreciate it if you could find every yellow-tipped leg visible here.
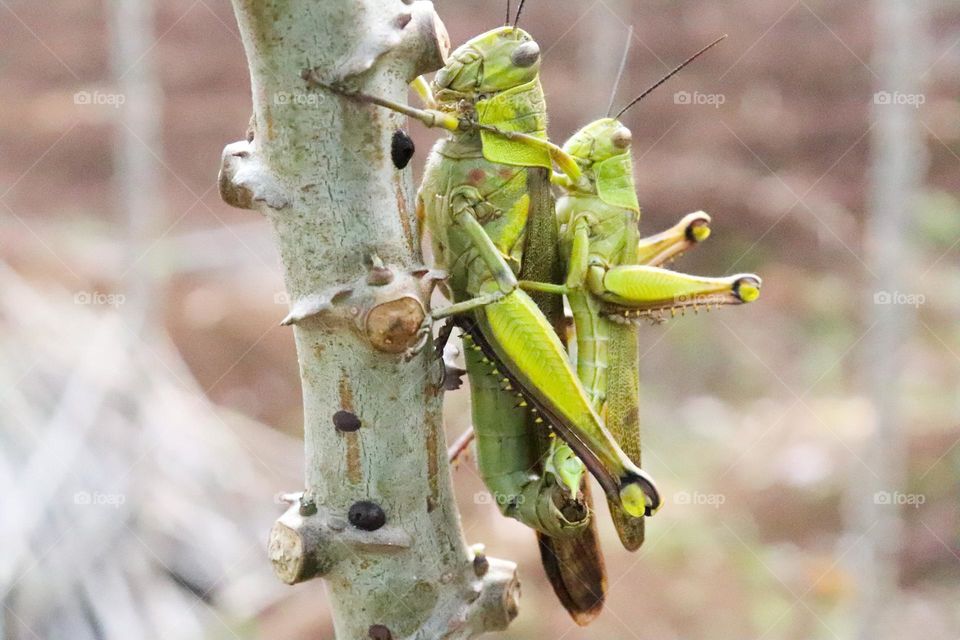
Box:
[735,276,762,303]
[637,211,712,266]
[619,474,661,518]
[593,265,762,315]
[688,216,712,243]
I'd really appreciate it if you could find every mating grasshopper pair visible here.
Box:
[311,0,761,624]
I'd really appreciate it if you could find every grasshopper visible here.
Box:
[312,2,661,622]
[539,36,762,549]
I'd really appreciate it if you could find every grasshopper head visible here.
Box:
[561,119,637,209]
[433,27,541,100]
[563,118,633,167]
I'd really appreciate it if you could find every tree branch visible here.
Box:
[219,1,518,637]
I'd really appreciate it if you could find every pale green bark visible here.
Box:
[219,2,518,637]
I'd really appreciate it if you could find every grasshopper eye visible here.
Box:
[611,127,632,149]
[511,41,540,68]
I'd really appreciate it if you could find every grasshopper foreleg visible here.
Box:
[405,187,521,359]
[309,74,462,132]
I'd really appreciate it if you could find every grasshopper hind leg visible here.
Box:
[461,322,592,538]
[465,298,663,517]
[594,265,762,323]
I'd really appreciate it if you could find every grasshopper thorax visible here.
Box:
[433,27,541,104]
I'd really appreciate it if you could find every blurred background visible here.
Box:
[1,0,958,638]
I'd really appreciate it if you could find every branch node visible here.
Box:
[218,139,290,211]
[269,494,413,585]
[280,266,442,356]
[329,1,450,84]
[429,557,520,638]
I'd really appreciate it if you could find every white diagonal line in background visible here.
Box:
[3,202,83,282]
[0,0,79,80]
[720,0,801,81]
[726,519,875,640]
[717,319,879,480]
[721,121,877,278]
[0,123,79,201]
[116,0,203,81]
[800,1,879,80]
[541,0,601,59]
[119,122,281,276]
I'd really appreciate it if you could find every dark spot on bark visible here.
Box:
[394,11,412,29]
[369,624,393,640]
[349,501,386,531]
[333,410,361,432]
[298,496,318,517]
[391,129,415,169]
[473,552,489,577]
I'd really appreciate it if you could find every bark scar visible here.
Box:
[340,370,363,485]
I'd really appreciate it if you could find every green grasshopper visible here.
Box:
[313,3,634,621]
[313,2,667,621]
[539,37,762,549]
[316,2,662,517]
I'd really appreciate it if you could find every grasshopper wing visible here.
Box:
[523,168,608,622]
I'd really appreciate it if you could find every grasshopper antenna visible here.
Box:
[605,25,634,118]
[506,0,511,26]
[513,0,527,28]
[614,34,727,120]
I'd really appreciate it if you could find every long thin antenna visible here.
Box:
[513,0,527,28]
[506,0,511,26]
[614,34,727,120]
[605,25,634,117]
